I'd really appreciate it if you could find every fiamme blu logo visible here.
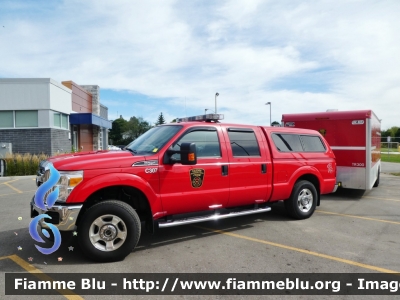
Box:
[29,164,62,255]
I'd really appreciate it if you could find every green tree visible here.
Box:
[109,117,128,145]
[156,112,166,126]
[396,128,400,138]
[389,126,399,137]
[271,121,280,127]
[381,129,391,138]
[124,116,153,142]
[381,126,399,139]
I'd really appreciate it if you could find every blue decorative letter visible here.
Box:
[30,164,62,254]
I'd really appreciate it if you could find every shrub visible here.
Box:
[2,153,49,176]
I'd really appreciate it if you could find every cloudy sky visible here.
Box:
[1,0,399,129]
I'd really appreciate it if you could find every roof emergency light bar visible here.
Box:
[177,114,224,123]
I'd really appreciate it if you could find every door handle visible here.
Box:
[261,164,267,174]
[221,165,228,176]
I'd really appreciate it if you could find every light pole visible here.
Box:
[215,93,219,114]
[205,109,215,114]
[265,102,271,126]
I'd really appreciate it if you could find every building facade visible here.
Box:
[0,78,111,156]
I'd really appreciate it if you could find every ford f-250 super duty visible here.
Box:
[31,114,337,262]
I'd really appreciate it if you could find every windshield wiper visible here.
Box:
[125,148,137,154]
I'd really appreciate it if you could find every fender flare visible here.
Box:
[287,166,323,205]
[66,173,161,212]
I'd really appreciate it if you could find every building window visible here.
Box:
[61,114,68,129]
[54,113,61,127]
[15,110,38,127]
[0,111,14,128]
[54,112,69,129]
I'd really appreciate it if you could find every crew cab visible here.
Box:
[31,114,337,262]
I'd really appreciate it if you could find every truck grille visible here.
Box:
[37,160,50,176]
[42,169,50,183]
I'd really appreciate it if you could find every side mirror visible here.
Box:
[180,143,197,165]
[164,142,197,165]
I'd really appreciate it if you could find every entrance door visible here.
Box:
[72,126,78,151]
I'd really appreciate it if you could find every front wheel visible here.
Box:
[284,180,317,220]
[78,200,141,262]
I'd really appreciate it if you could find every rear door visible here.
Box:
[222,126,272,207]
[158,125,230,215]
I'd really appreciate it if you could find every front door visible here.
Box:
[158,126,230,215]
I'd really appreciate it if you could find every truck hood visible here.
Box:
[49,150,146,171]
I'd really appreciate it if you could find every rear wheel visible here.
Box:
[373,169,380,187]
[78,200,141,262]
[284,180,317,219]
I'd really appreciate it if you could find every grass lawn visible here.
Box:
[381,148,400,153]
[381,153,400,163]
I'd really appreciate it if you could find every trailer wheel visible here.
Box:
[373,169,380,187]
[284,180,317,220]
[78,200,141,262]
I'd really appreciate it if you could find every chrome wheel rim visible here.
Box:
[89,215,127,252]
[297,188,313,213]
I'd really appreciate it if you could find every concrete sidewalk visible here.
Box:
[381,162,400,174]
[0,175,35,181]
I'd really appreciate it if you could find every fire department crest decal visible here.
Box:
[190,168,205,188]
[319,129,327,137]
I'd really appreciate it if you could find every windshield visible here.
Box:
[125,125,182,156]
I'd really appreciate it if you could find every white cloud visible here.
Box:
[1,0,399,128]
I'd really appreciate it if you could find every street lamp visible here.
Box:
[215,93,219,114]
[265,102,271,126]
[205,109,215,114]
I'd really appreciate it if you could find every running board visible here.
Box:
[158,206,271,228]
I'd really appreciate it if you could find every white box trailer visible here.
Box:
[282,110,381,190]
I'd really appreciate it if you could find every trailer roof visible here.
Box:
[282,110,379,122]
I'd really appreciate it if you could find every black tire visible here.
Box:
[284,180,317,220]
[373,169,380,187]
[77,200,141,262]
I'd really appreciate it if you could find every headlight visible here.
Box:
[56,171,83,202]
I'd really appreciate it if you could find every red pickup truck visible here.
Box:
[31,114,337,261]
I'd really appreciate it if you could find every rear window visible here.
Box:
[272,133,326,152]
[271,134,303,152]
[300,135,326,152]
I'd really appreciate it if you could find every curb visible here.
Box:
[0,175,36,180]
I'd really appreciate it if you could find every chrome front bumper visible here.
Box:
[30,197,82,231]
[35,175,42,187]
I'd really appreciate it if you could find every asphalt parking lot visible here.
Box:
[1,162,400,299]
